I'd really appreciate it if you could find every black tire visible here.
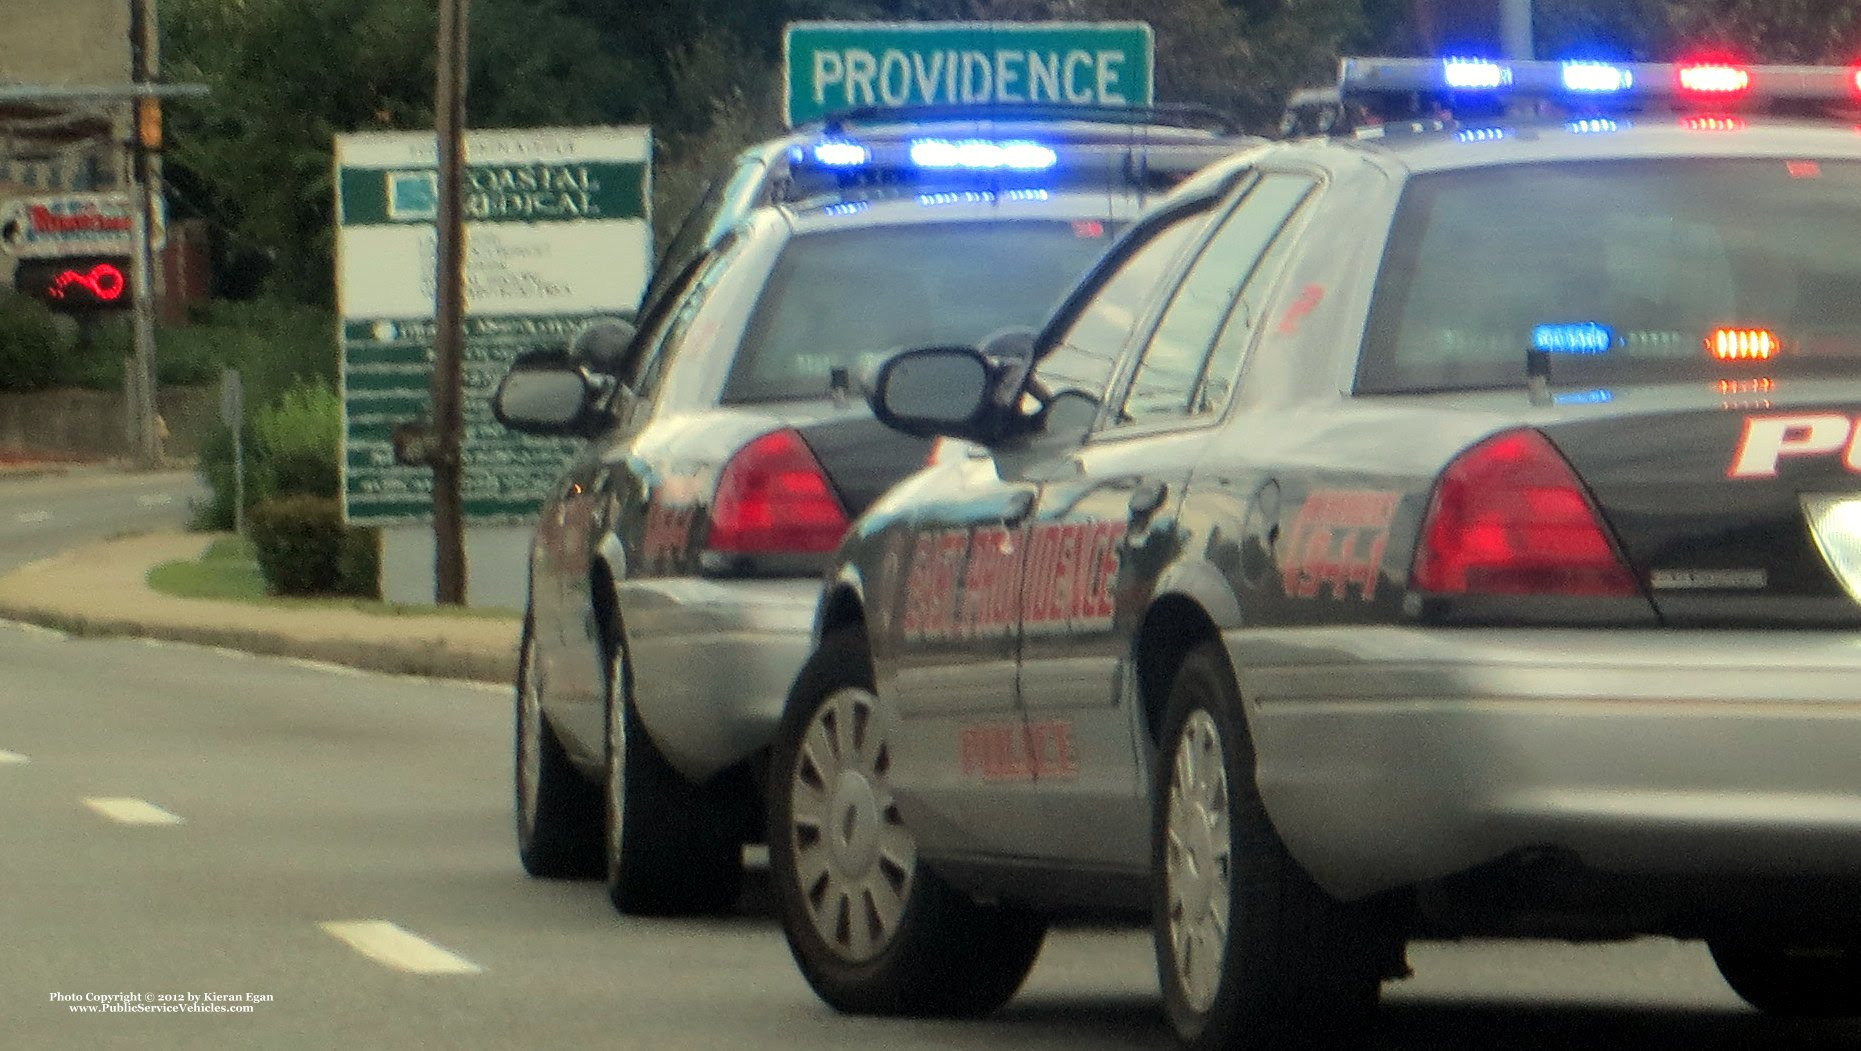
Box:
[602,633,745,916]
[515,614,603,879]
[1709,939,1861,1016]
[1153,641,1381,1050]
[769,629,1047,1017]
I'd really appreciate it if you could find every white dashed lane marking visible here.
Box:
[0,750,28,764]
[319,921,482,975]
[135,494,175,507]
[14,510,49,523]
[82,797,185,825]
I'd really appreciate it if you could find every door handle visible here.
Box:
[1128,480,1167,521]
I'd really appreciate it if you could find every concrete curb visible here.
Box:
[0,602,517,684]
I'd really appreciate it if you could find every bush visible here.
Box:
[0,293,78,391]
[249,494,378,597]
[253,380,341,499]
[194,377,341,531]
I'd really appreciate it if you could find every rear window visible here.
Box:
[1358,159,1861,393]
[722,220,1114,403]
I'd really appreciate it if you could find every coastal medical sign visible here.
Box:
[334,126,650,525]
[784,21,1154,127]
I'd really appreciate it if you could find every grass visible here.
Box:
[147,536,519,619]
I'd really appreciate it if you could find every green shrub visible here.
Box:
[195,376,342,531]
[249,494,377,597]
[253,380,341,499]
[0,293,76,391]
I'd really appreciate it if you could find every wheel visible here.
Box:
[515,614,602,878]
[601,633,744,916]
[769,629,1046,1017]
[1709,939,1861,1016]
[1154,641,1381,1050]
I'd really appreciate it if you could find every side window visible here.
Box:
[1030,201,1222,417]
[630,234,745,399]
[640,155,766,315]
[1195,186,1315,414]
[1117,174,1316,426]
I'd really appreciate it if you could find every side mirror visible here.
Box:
[492,350,607,436]
[870,345,1000,443]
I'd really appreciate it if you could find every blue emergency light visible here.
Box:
[1533,322,1616,355]
[1561,62,1634,93]
[811,141,871,167]
[908,138,1059,171]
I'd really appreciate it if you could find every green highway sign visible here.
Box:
[784,21,1154,127]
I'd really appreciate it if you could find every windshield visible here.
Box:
[1357,158,1861,393]
[722,219,1115,403]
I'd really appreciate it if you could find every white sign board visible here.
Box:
[334,126,652,525]
[0,192,135,258]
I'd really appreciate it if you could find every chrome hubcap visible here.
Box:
[517,634,542,830]
[788,686,915,963]
[604,652,626,875]
[1167,709,1233,1014]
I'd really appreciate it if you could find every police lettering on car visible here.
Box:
[766,56,1861,1048]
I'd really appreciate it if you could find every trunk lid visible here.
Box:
[1537,378,1861,626]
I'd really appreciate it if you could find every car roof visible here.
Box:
[1246,115,1861,179]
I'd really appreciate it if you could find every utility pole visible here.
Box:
[430,0,471,604]
[128,0,163,468]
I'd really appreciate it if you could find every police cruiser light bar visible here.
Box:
[1338,56,1861,104]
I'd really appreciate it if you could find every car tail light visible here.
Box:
[1410,429,1638,597]
[706,429,849,555]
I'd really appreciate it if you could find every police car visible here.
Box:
[639,102,1246,317]
[491,108,1253,917]
[766,58,1861,1046]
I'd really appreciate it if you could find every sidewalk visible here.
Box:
[0,531,519,683]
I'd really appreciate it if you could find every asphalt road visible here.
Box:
[3,623,1859,1051]
[0,468,204,574]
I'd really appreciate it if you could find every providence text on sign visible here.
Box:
[783,21,1154,127]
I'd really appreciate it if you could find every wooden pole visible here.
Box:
[430,0,471,604]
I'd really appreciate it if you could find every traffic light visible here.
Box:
[13,256,132,312]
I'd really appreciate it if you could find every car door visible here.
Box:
[531,249,725,756]
[1013,172,1323,867]
[886,192,1234,858]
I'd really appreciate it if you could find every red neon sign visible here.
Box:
[47,263,127,303]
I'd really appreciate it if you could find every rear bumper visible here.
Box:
[620,577,820,782]
[1225,627,1861,904]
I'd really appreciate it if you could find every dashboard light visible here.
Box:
[1708,327,1779,361]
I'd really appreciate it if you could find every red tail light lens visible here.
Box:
[1410,429,1638,597]
[706,429,849,555]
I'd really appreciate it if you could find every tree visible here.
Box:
[162,0,650,305]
